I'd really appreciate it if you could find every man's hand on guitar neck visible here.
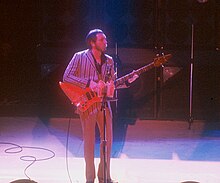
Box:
[128,70,139,84]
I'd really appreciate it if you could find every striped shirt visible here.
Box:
[63,49,115,115]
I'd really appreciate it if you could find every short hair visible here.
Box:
[85,29,104,48]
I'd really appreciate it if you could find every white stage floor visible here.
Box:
[0,117,220,183]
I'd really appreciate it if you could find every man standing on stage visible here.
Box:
[63,29,138,183]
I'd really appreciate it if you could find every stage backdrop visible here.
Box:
[0,0,220,120]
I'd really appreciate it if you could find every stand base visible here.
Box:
[10,179,37,183]
[188,116,193,129]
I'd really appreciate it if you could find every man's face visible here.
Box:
[92,33,107,52]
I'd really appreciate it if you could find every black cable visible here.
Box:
[21,155,36,179]
[65,117,74,183]
[2,142,23,153]
[1,117,77,182]
[0,142,55,180]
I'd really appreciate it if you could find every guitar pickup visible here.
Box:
[86,92,92,100]
[90,91,96,98]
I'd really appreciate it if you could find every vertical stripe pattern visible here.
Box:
[63,49,115,114]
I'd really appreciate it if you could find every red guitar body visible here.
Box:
[59,82,101,112]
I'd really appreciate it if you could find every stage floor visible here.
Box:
[0,117,220,183]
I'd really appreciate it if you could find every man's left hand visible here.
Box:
[128,71,139,83]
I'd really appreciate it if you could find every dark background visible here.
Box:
[0,0,220,121]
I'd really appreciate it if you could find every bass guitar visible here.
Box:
[59,54,172,112]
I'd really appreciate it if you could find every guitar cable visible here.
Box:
[0,142,55,181]
[1,116,81,183]
[65,117,73,183]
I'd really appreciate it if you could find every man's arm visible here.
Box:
[63,53,89,89]
[116,71,139,89]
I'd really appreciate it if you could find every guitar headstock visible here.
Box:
[153,54,172,67]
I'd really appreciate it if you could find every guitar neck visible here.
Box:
[115,62,154,87]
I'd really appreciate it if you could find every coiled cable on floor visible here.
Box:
[0,142,55,180]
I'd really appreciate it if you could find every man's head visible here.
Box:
[86,29,107,52]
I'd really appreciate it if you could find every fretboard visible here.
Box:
[115,62,154,87]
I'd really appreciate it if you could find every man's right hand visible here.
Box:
[106,80,115,98]
[97,80,106,97]
[89,80,98,92]
[89,80,106,97]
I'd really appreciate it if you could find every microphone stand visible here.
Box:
[189,24,194,129]
[101,58,115,183]
[101,90,108,183]
[114,42,119,114]
[100,44,119,183]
